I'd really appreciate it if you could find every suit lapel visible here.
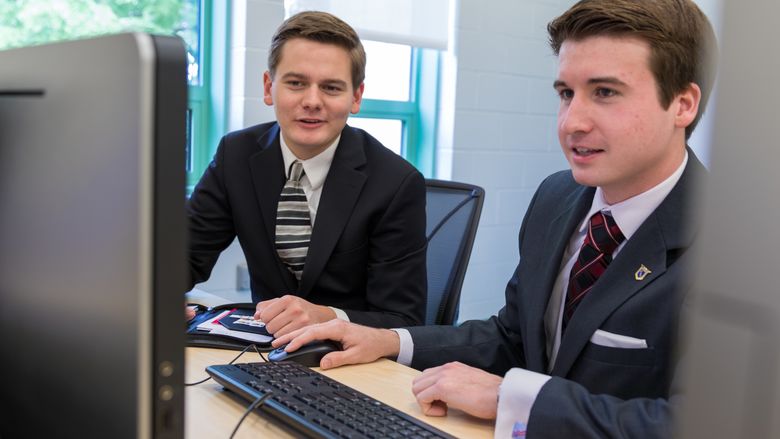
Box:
[551,152,704,376]
[525,185,594,372]
[249,124,298,292]
[552,215,668,376]
[298,128,367,296]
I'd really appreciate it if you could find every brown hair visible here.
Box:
[548,0,717,139]
[268,11,366,88]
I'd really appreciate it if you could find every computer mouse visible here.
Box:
[267,340,342,367]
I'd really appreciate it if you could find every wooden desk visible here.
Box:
[185,347,494,438]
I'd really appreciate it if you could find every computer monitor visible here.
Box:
[677,0,780,437]
[0,33,187,438]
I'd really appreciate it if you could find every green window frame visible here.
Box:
[187,0,229,191]
[352,47,440,177]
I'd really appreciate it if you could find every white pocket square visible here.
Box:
[590,329,648,349]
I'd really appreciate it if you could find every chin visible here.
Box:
[290,134,324,147]
[570,170,601,188]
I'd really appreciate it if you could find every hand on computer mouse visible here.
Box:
[268,340,342,367]
[271,319,401,370]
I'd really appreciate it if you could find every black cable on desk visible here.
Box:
[229,391,274,439]
[185,344,268,386]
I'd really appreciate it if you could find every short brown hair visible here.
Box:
[268,11,366,89]
[548,0,717,139]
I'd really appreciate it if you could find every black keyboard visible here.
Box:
[206,361,456,439]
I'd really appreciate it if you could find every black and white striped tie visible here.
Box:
[275,160,311,281]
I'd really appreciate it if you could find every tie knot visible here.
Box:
[288,161,305,182]
[587,211,625,255]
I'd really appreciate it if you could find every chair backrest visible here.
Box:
[424,179,484,325]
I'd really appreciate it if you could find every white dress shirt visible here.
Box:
[279,135,350,321]
[279,136,339,226]
[394,151,689,438]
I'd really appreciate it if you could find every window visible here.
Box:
[349,40,440,176]
[185,1,229,190]
[0,0,222,188]
[284,0,450,176]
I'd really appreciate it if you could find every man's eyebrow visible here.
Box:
[279,72,347,87]
[587,77,627,87]
[553,77,628,89]
[280,72,306,80]
[321,78,348,87]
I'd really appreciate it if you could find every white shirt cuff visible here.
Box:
[329,307,350,322]
[390,328,414,366]
[494,368,551,438]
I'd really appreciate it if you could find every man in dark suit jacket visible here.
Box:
[273,1,718,437]
[187,11,426,335]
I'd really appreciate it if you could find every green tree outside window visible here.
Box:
[0,0,200,84]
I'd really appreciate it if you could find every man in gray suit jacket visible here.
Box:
[275,0,718,437]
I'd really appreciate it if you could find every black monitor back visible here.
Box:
[0,33,187,438]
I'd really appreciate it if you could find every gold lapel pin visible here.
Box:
[635,264,652,281]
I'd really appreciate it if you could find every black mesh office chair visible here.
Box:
[424,179,485,325]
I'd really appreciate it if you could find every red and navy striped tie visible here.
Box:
[563,211,625,330]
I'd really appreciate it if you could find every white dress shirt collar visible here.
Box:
[279,135,340,191]
[578,150,689,242]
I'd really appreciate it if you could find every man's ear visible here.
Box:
[674,82,702,129]
[263,71,274,106]
[350,82,365,115]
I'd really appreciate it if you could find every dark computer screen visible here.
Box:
[0,33,187,438]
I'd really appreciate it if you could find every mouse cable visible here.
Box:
[185,343,268,386]
[228,391,274,439]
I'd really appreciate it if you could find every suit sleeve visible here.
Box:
[342,169,427,327]
[406,281,526,373]
[524,377,677,438]
[186,138,237,289]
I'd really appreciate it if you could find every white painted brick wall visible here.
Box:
[448,0,576,321]
[228,0,283,130]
